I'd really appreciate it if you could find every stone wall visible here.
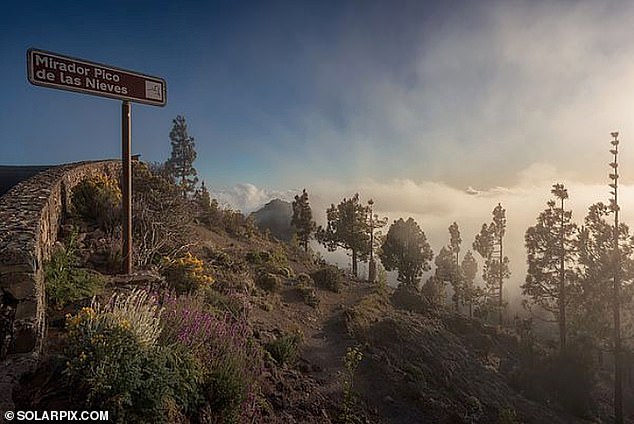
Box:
[0,160,120,410]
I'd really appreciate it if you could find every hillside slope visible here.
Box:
[13,211,628,423]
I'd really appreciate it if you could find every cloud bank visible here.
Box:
[215,161,633,306]
[257,1,634,192]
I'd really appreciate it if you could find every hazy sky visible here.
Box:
[3,1,634,294]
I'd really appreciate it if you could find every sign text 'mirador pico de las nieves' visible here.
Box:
[27,48,166,106]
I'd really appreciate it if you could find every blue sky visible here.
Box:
[2,0,449,187]
[4,0,633,194]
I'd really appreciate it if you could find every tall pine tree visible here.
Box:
[575,203,634,350]
[434,246,455,306]
[317,193,370,277]
[473,203,510,324]
[522,183,577,352]
[379,217,434,289]
[291,189,317,252]
[460,250,480,318]
[448,222,463,311]
[166,115,198,198]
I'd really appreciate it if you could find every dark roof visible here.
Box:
[0,165,54,197]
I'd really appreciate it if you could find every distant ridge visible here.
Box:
[0,165,54,197]
[250,198,294,241]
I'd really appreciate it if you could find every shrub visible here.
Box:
[160,294,262,422]
[296,273,318,307]
[161,252,214,294]
[64,305,201,423]
[71,174,121,232]
[509,346,596,418]
[296,272,313,285]
[221,209,258,239]
[132,162,193,267]
[463,396,484,423]
[201,197,223,228]
[297,283,319,307]
[265,332,302,366]
[255,271,280,293]
[245,251,269,265]
[246,248,288,269]
[203,356,249,423]
[340,345,364,424]
[311,265,344,293]
[497,408,521,424]
[544,350,595,417]
[204,247,247,274]
[45,231,103,309]
[277,266,294,279]
[95,289,164,348]
[198,285,252,319]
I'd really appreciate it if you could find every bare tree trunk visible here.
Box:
[559,197,567,352]
[352,249,358,277]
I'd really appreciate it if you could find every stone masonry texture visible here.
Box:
[0,160,120,412]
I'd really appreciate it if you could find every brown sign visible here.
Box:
[27,48,166,106]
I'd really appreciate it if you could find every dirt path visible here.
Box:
[251,278,374,394]
[301,281,373,393]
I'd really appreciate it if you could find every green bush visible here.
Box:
[311,265,344,293]
[203,357,249,424]
[198,285,251,318]
[509,346,596,418]
[245,250,270,265]
[221,209,258,239]
[71,174,121,232]
[45,232,103,309]
[497,408,522,424]
[340,345,364,424]
[64,306,202,423]
[297,283,318,307]
[246,248,288,268]
[296,274,318,307]
[204,247,247,273]
[256,271,281,293]
[265,332,302,366]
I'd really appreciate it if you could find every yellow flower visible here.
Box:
[118,318,132,330]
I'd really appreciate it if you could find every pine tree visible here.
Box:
[448,222,463,311]
[460,250,480,318]
[434,246,454,306]
[317,193,370,277]
[366,199,388,283]
[165,115,198,198]
[575,203,634,349]
[473,203,510,324]
[575,203,615,346]
[422,274,445,305]
[379,217,434,289]
[523,183,577,351]
[291,189,317,252]
[196,181,212,209]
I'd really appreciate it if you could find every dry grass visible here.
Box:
[93,288,164,348]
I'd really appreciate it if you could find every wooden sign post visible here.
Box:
[27,48,167,274]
